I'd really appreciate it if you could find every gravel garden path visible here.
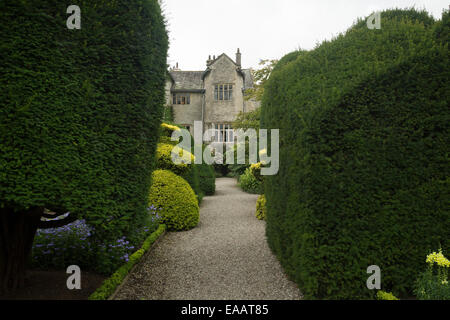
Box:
[114,177,302,300]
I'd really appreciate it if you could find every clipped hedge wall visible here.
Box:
[149,170,199,231]
[0,0,168,289]
[261,9,449,299]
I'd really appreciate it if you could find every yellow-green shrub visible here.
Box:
[239,167,263,194]
[156,143,194,176]
[160,123,181,137]
[149,170,199,231]
[376,291,399,300]
[414,249,450,300]
[256,195,267,221]
[250,162,264,182]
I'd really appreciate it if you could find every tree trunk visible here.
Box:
[0,207,43,294]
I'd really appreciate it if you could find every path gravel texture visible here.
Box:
[114,178,302,300]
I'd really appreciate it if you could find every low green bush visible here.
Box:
[256,195,266,220]
[239,167,263,194]
[376,291,399,300]
[32,207,162,275]
[149,170,199,231]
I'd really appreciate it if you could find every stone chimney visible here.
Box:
[236,48,241,67]
[207,55,212,67]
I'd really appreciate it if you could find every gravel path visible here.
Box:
[114,177,302,300]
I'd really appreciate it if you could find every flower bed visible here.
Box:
[32,206,162,275]
[89,224,167,300]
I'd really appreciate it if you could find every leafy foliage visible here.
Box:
[239,167,263,194]
[156,143,194,176]
[244,59,278,102]
[414,249,450,300]
[89,224,166,300]
[0,0,168,239]
[157,124,214,203]
[148,170,199,231]
[376,291,399,300]
[261,9,449,299]
[232,108,261,132]
[31,208,161,275]
[198,163,216,196]
[255,195,266,221]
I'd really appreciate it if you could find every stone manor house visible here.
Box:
[165,49,260,143]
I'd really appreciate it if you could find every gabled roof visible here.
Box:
[168,53,255,91]
[169,71,204,91]
[208,53,238,67]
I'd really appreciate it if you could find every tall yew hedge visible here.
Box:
[261,9,449,299]
[0,0,168,292]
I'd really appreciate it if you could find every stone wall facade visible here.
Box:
[166,50,260,138]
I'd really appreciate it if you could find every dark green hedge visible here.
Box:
[261,9,449,299]
[198,162,216,196]
[0,0,168,238]
[183,164,204,204]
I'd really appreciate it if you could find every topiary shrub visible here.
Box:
[148,170,199,231]
[255,195,267,221]
[157,125,207,203]
[160,122,181,138]
[0,0,168,291]
[239,167,263,194]
[156,143,194,176]
[261,9,449,299]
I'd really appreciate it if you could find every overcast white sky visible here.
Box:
[162,0,448,71]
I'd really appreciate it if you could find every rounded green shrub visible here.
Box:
[149,170,199,231]
[256,195,266,221]
[261,9,449,299]
[239,167,263,194]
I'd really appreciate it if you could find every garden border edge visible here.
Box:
[88,224,167,300]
